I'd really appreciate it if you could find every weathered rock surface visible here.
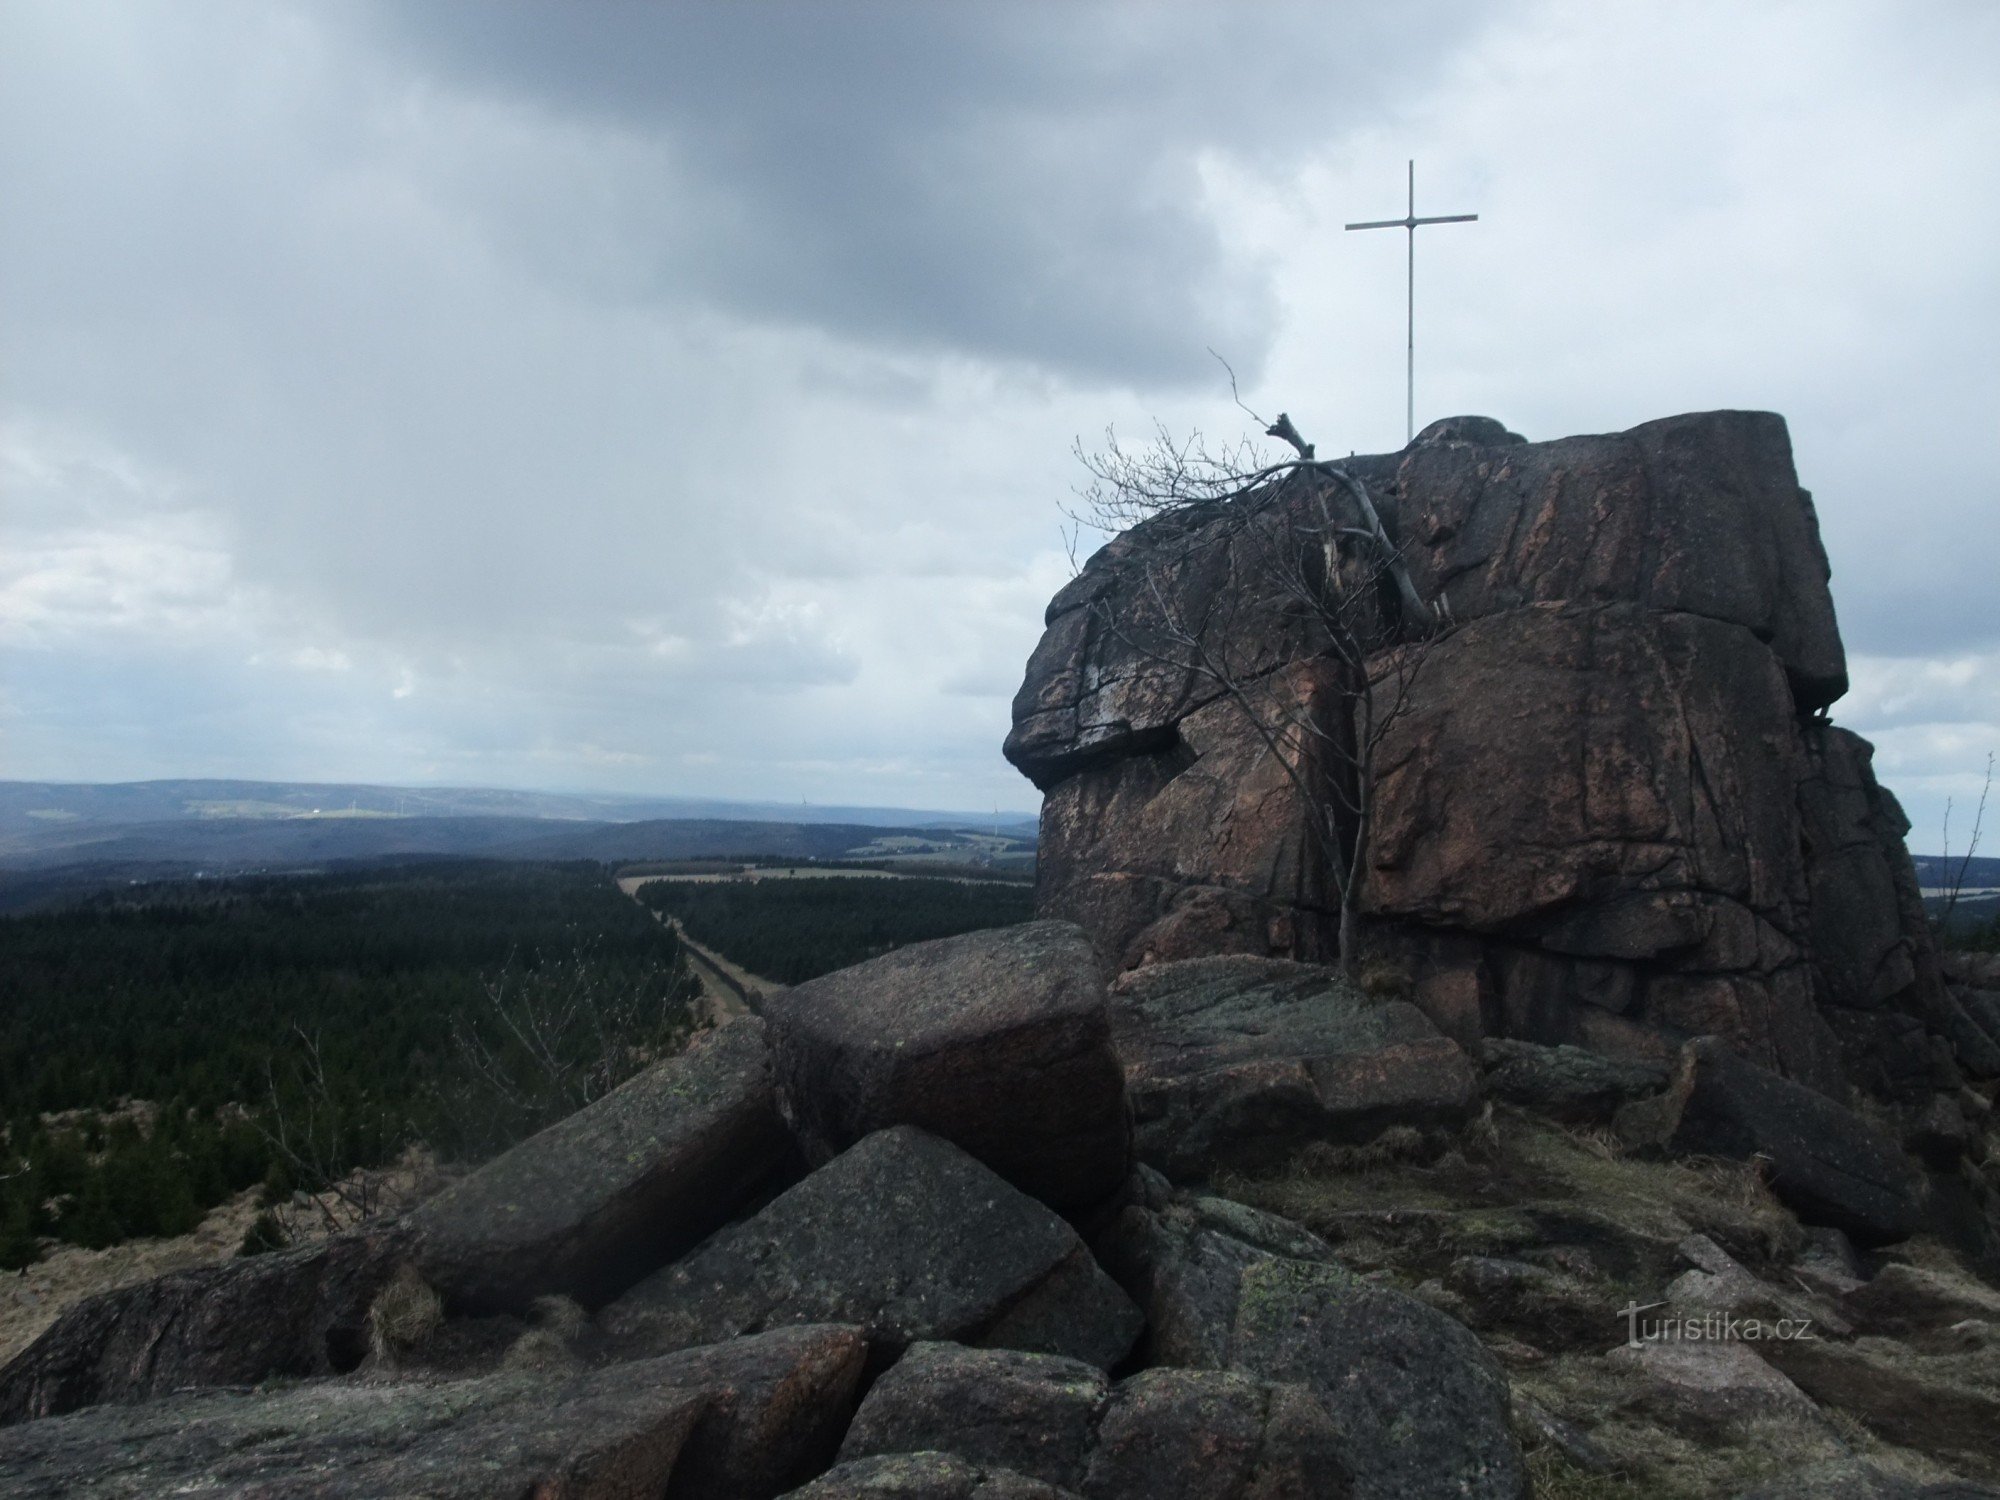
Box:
[790,1452,1081,1499]
[1604,1337,1825,1433]
[1845,1263,2000,1340]
[655,1324,874,1498]
[1006,408,1987,1149]
[1363,600,1846,1087]
[1669,1039,1924,1243]
[765,922,1129,1210]
[1109,955,1478,1177]
[1477,1036,1670,1122]
[0,1225,407,1425]
[840,1343,1106,1489]
[603,1127,1142,1370]
[0,1324,866,1500]
[1760,1334,2000,1474]
[1105,1195,1525,1500]
[1004,481,1351,792]
[408,1015,792,1312]
[1082,1367,1352,1500]
[1944,953,2000,990]
[1733,1462,2000,1500]
[1034,664,1344,970]
[1391,409,1846,703]
[838,1342,1353,1499]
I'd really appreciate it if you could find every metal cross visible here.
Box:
[1345,160,1478,444]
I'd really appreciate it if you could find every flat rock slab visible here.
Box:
[1478,1037,1670,1123]
[1761,1334,2000,1471]
[602,1126,1142,1371]
[1669,1039,1923,1244]
[1732,1460,2000,1499]
[1605,1338,1824,1433]
[0,1226,407,1424]
[1844,1263,2000,1338]
[1105,1197,1524,1500]
[0,1323,867,1500]
[1109,956,1478,1178]
[408,1016,792,1312]
[766,921,1129,1210]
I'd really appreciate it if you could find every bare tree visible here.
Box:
[1938,751,1995,940]
[257,1025,400,1235]
[1071,392,1447,977]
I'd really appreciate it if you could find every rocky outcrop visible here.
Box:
[0,1324,867,1500]
[1108,955,1477,1177]
[1667,1039,1924,1244]
[839,1343,1109,1488]
[1007,408,1978,1133]
[792,1452,1080,1498]
[837,1342,1353,1499]
[1476,1036,1670,1122]
[408,1015,792,1312]
[765,922,1129,1211]
[1391,409,1846,706]
[1104,1195,1526,1499]
[602,1126,1142,1370]
[0,1224,408,1424]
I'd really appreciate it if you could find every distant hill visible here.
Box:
[1910,853,2000,893]
[0,780,1037,912]
[0,779,1036,844]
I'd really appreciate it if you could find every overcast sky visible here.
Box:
[2,2,1995,841]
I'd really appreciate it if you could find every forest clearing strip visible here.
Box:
[617,887,771,1019]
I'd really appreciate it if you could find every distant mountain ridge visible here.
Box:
[0,780,1036,912]
[0,779,1036,843]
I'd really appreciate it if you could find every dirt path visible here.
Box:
[617,878,775,1019]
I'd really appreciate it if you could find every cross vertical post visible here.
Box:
[1345,160,1478,444]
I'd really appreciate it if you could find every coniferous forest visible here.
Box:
[0,861,697,1268]
[635,874,1034,984]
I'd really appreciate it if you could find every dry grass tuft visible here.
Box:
[367,1261,443,1366]
[1356,960,1413,1000]
[528,1293,589,1340]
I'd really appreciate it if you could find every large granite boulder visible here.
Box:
[1390,408,1846,706]
[1108,955,1478,1177]
[1033,664,1344,971]
[1476,1037,1670,1123]
[408,1015,792,1312]
[1005,407,1982,1137]
[0,1225,408,1425]
[1362,601,1846,1089]
[1668,1039,1924,1244]
[1104,1195,1525,1500]
[790,1452,1080,1499]
[765,923,1130,1211]
[1082,1367,1352,1500]
[839,1343,1107,1489]
[1004,480,1351,791]
[602,1126,1142,1370]
[0,1324,867,1500]
[837,1342,1354,1499]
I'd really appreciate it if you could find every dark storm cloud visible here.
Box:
[356,1,1494,385]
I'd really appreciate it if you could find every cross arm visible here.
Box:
[1344,213,1479,231]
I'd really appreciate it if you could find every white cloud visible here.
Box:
[0,0,1994,823]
